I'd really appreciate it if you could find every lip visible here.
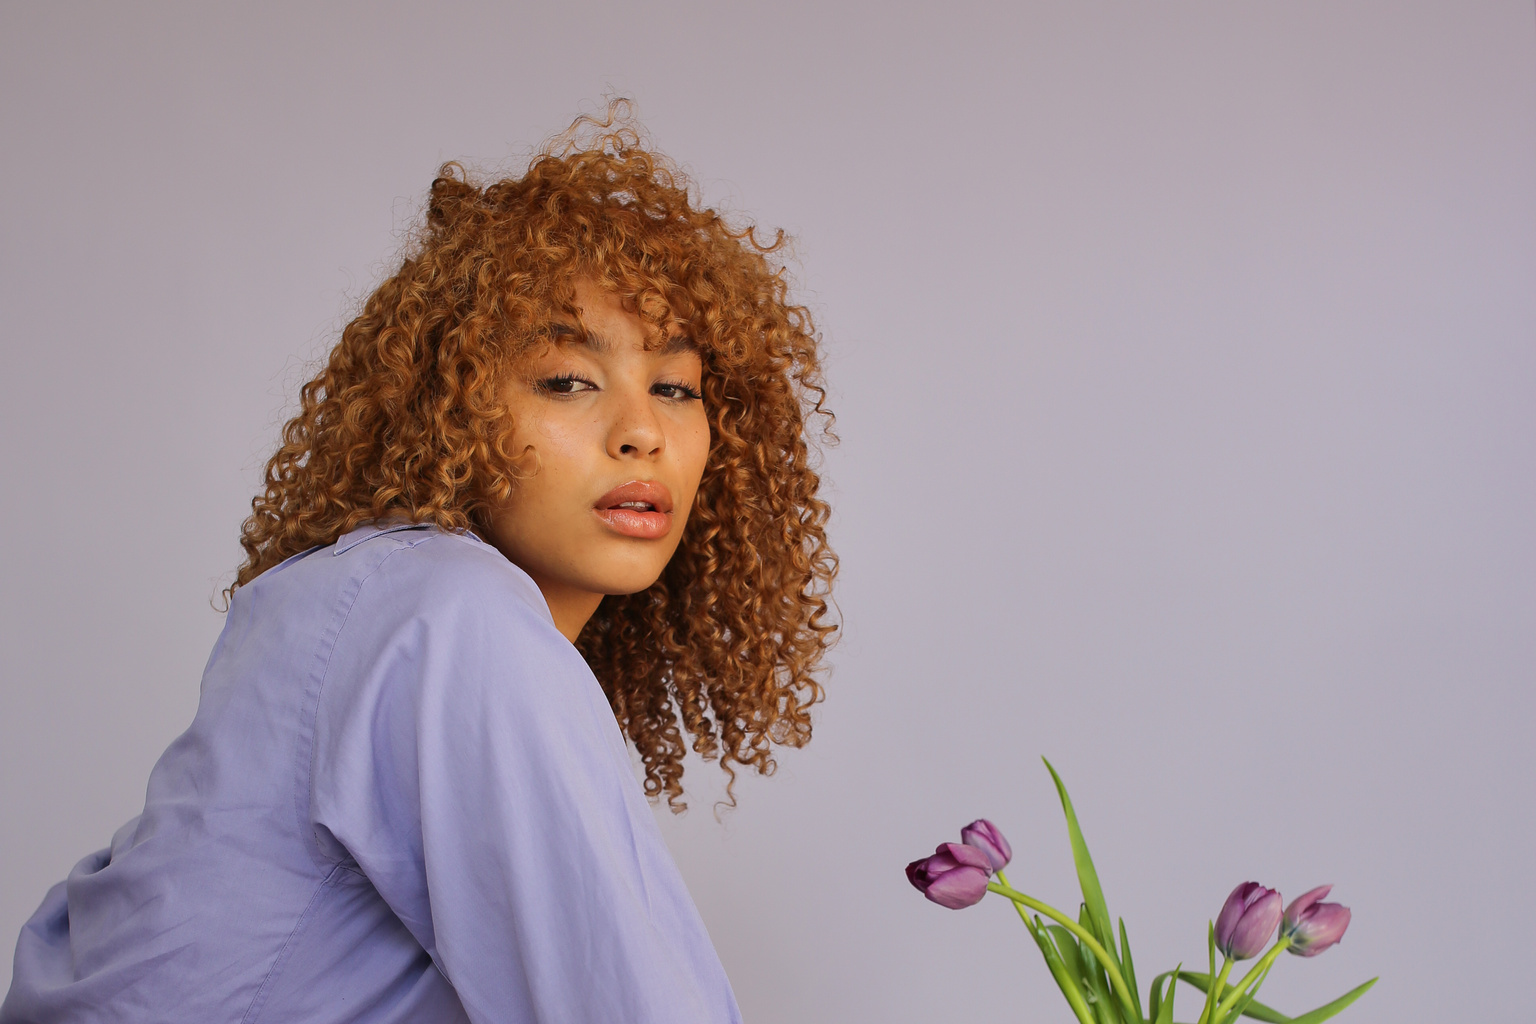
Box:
[593,480,675,540]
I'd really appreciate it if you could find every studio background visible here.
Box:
[2,3,1532,1021]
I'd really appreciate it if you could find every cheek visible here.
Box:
[511,413,593,485]
[678,415,712,496]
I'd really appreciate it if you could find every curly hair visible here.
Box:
[232,104,837,809]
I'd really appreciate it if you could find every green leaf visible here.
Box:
[1174,972,1291,1023]
[1119,918,1142,1020]
[1148,970,1174,1021]
[1202,922,1219,1024]
[1284,978,1378,1024]
[1178,969,1211,993]
[1048,926,1089,998]
[1214,959,1275,1024]
[1043,758,1118,956]
[1076,906,1118,1024]
[1207,923,1217,995]
[1156,974,1178,1024]
[1026,914,1098,1024]
[1150,965,1181,1024]
[1172,970,1376,1023]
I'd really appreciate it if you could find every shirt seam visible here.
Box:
[239,862,349,1024]
[295,537,428,872]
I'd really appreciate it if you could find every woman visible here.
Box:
[1,108,837,1023]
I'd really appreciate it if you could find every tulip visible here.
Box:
[1282,885,1351,957]
[1214,881,1283,960]
[905,843,992,909]
[960,819,1013,872]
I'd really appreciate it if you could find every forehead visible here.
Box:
[542,321,695,355]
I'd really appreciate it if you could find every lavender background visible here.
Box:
[2,2,1532,1020]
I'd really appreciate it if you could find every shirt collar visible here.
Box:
[333,516,497,556]
[333,519,438,555]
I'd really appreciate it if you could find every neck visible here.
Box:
[528,577,604,642]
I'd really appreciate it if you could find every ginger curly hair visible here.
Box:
[232,106,837,809]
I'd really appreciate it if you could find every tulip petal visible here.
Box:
[1216,883,1282,960]
[960,818,1013,871]
[1215,882,1261,947]
[1282,885,1332,927]
[923,864,990,909]
[921,848,957,874]
[1288,903,1351,957]
[1281,884,1351,957]
[1235,890,1284,960]
[940,841,989,872]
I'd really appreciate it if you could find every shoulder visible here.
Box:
[238,520,580,720]
[336,522,550,627]
[307,524,625,807]
[249,521,550,631]
[313,522,591,712]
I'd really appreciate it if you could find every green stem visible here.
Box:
[986,881,1140,1023]
[998,873,1098,1024]
[1212,939,1290,1024]
[1196,957,1233,1024]
[995,870,1034,929]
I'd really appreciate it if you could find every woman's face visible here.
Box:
[484,280,711,640]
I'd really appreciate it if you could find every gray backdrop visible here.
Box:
[2,2,1532,1021]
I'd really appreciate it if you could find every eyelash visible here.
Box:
[534,372,702,402]
[654,378,704,401]
[534,372,594,396]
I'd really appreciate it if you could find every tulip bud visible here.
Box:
[1281,885,1351,957]
[1214,881,1284,960]
[905,842,992,909]
[960,819,1013,872]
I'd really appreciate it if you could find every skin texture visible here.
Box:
[484,280,711,641]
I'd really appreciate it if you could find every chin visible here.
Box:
[588,558,673,597]
[601,573,667,597]
[580,539,680,597]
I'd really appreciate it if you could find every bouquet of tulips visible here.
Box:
[905,760,1376,1024]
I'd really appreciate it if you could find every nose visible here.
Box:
[606,382,664,459]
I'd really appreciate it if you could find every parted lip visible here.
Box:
[594,480,674,514]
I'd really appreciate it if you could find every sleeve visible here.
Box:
[307,541,741,1024]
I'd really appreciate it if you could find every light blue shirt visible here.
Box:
[2,522,742,1024]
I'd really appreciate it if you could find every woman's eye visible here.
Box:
[653,380,703,401]
[536,373,596,395]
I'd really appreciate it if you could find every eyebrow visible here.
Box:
[544,323,696,355]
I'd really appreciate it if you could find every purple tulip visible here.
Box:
[1214,882,1284,960]
[905,843,992,909]
[960,819,1013,872]
[1282,885,1352,957]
